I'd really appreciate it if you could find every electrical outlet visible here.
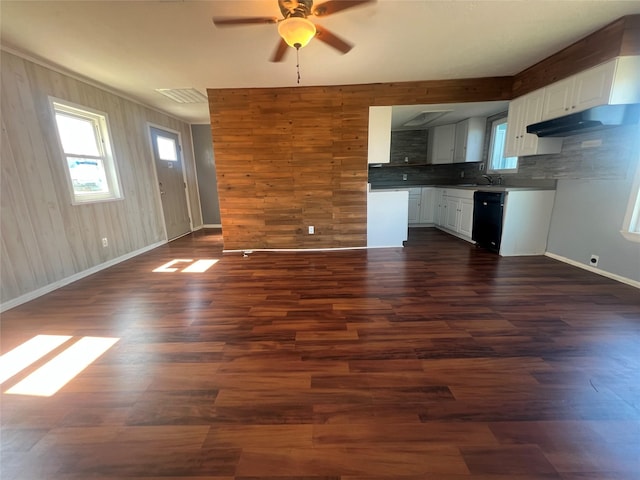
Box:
[589,255,599,267]
[402,174,408,181]
[479,163,485,171]
[308,226,314,235]
[460,171,465,178]
[102,237,108,248]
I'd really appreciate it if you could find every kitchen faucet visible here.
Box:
[482,174,494,185]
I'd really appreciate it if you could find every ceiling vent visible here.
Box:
[403,110,451,127]
[155,88,208,104]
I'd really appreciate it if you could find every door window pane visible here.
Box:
[157,135,178,161]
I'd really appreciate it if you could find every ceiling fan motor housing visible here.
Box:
[278,0,314,18]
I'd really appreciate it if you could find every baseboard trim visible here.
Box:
[1,240,167,313]
[435,226,474,244]
[203,224,222,228]
[223,246,368,254]
[544,252,640,289]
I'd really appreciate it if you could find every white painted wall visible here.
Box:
[546,164,640,284]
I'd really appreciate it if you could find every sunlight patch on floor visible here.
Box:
[153,259,194,272]
[4,336,119,397]
[153,258,219,273]
[0,334,72,384]
[182,259,219,272]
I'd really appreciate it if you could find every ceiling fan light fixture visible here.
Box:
[277,17,316,49]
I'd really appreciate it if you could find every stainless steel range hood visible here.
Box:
[526,104,640,137]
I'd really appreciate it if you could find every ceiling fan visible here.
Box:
[212,0,376,62]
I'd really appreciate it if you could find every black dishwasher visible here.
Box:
[472,191,505,253]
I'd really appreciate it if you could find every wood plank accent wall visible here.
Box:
[513,14,640,97]
[208,78,512,250]
[1,51,201,304]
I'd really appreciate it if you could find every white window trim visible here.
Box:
[49,97,123,205]
[487,117,518,174]
[620,152,640,243]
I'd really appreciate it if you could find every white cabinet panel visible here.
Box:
[454,117,486,163]
[430,124,456,164]
[541,78,574,120]
[505,90,562,157]
[500,190,556,256]
[437,188,475,241]
[368,106,392,164]
[445,197,460,231]
[458,198,474,238]
[367,190,408,247]
[408,192,421,224]
[433,188,447,227]
[541,56,640,121]
[572,60,617,111]
[419,188,435,224]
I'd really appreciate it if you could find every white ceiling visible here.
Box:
[2,0,639,124]
[391,101,509,130]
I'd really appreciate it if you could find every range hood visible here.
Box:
[527,104,640,137]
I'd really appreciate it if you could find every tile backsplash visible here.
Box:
[369,123,637,188]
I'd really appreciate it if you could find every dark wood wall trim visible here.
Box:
[208,78,512,250]
[513,14,640,97]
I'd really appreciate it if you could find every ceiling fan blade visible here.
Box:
[212,17,279,26]
[314,25,353,54]
[270,38,290,62]
[312,0,375,17]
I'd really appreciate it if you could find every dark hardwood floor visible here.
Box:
[1,228,639,479]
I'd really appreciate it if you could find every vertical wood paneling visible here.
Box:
[0,51,200,304]
[208,78,512,250]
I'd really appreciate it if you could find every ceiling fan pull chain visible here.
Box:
[296,47,301,84]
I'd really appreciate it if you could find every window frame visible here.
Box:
[487,117,518,174]
[49,97,123,205]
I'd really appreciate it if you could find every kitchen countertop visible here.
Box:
[370,184,556,192]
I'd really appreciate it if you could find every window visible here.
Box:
[621,156,640,243]
[50,99,122,204]
[488,118,518,173]
[156,135,178,161]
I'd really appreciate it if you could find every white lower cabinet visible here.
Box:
[373,187,434,227]
[458,198,474,238]
[436,188,475,241]
[408,188,422,224]
[433,188,446,227]
[419,187,435,224]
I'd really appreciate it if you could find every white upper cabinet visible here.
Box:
[541,56,640,121]
[505,90,562,157]
[429,117,486,164]
[453,117,486,163]
[429,123,456,164]
[368,106,392,164]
